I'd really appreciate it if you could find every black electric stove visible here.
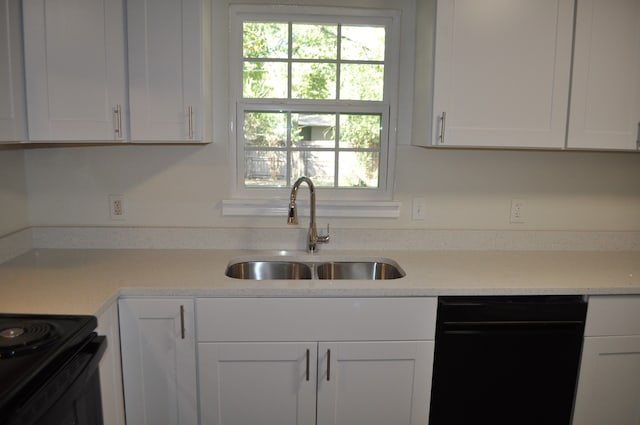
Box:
[0,313,106,425]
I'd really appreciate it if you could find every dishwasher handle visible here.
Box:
[437,296,587,323]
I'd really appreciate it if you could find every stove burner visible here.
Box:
[0,328,25,338]
[0,321,60,358]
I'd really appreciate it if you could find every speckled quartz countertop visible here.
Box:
[1,248,639,316]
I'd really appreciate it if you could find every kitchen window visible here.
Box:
[228,5,401,207]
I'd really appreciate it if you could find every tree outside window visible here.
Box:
[239,18,388,190]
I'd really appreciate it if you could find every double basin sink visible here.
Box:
[225,257,405,280]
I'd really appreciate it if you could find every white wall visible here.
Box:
[0,149,29,236]
[394,147,640,231]
[17,0,640,233]
[23,144,640,231]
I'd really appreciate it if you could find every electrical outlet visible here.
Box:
[510,199,525,224]
[412,197,427,220]
[109,195,125,220]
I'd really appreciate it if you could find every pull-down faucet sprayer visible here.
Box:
[288,176,330,253]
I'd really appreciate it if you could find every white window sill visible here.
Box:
[222,199,402,218]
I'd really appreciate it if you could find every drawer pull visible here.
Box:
[180,305,185,339]
[305,349,310,381]
[326,349,331,381]
[439,111,447,144]
[188,106,194,139]
[114,104,123,138]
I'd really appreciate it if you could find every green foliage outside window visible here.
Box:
[242,21,386,188]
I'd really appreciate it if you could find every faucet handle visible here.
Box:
[317,223,330,243]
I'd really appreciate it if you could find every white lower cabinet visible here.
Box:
[572,336,640,425]
[199,341,432,425]
[199,342,318,425]
[315,341,432,425]
[572,296,640,425]
[119,298,198,425]
[197,297,437,425]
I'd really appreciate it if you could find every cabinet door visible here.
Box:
[127,0,203,141]
[0,0,26,142]
[572,336,640,425]
[22,0,127,141]
[119,298,197,425]
[568,0,640,151]
[316,341,434,425]
[430,0,574,148]
[199,342,317,425]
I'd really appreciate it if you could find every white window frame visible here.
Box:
[228,4,401,205]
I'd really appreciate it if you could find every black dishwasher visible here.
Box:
[429,296,587,425]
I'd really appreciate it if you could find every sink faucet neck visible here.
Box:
[287,176,329,253]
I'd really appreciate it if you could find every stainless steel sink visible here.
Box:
[225,261,313,280]
[225,258,405,280]
[316,261,405,280]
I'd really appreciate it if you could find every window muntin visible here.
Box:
[242,109,383,189]
[231,7,399,200]
[241,21,386,102]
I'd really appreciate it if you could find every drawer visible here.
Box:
[196,297,437,342]
[586,295,640,336]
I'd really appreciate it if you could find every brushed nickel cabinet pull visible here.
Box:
[114,104,122,138]
[179,305,185,339]
[305,349,310,381]
[439,112,447,144]
[326,349,331,381]
[188,106,194,139]
[636,121,640,149]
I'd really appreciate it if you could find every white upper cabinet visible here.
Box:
[22,0,128,142]
[0,0,26,143]
[429,0,574,149]
[127,0,206,142]
[568,0,640,151]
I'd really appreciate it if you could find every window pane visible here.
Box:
[244,150,287,187]
[292,24,338,59]
[339,114,381,149]
[292,63,336,99]
[244,112,288,147]
[243,61,289,98]
[340,64,384,101]
[341,26,385,61]
[243,22,288,59]
[235,10,394,197]
[292,113,336,147]
[338,151,379,188]
[292,151,335,187]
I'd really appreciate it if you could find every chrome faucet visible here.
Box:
[287,176,330,253]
